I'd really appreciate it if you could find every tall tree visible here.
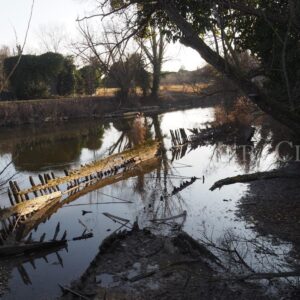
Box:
[77,64,102,95]
[106,53,150,99]
[138,26,167,98]
[81,0,300,133]
[75,18,150,101]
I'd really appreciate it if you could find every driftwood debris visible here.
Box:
[210,169,300,191]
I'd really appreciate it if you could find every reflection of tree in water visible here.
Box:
[204,97,296,172]
[11,124,105,172]
[84,126,105,151]
[109,115,152,154]
[197,225,300,294]
[111,114,186,223]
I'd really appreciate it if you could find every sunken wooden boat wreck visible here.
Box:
[170,125,255,149]
[170,125,255,160]
[0,141,161,245]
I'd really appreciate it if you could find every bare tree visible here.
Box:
[36,24,67,53]
[138,26,167,98]
[74,16,147,101]
[0,0,35,94]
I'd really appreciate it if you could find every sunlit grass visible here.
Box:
[160,83,210,93]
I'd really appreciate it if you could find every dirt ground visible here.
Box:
[237,163,300,259]
[61,225,277,300]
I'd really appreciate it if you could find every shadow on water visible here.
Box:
[0,96,300,298]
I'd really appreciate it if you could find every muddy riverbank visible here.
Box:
[0,82,239,127]
[62,226,275,300]
[238,163,300,259]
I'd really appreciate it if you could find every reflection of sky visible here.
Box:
[0,107,293,299]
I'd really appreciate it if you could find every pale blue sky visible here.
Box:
[0,0,204,71]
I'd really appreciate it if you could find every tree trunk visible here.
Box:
[151,63,161,99]
[160,1,300,134]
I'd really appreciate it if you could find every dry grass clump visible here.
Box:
[214,96,255,127]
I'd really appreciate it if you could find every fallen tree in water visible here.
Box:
[210,169,300,191]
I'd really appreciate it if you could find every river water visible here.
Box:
[0,100,297,299]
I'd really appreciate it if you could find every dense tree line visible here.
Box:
[3,52,101,100]
[2,50,151,101]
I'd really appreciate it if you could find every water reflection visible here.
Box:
[0,122,106,172]
[0,97,299,299]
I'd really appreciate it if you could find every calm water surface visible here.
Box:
[0,105,294,299]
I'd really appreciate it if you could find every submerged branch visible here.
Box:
[210,169,300,191]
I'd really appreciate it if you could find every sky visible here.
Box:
[0,0,205,71]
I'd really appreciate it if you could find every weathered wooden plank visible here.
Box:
[9,181,22,203]
[0,191,62,221]
[19,141,160,196]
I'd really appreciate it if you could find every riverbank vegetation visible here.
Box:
[78,0,300,133]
